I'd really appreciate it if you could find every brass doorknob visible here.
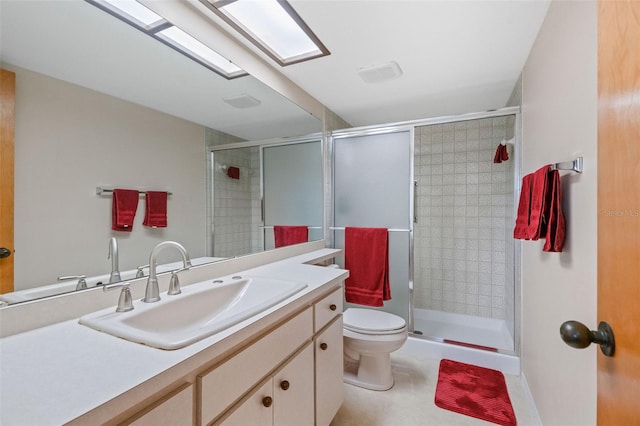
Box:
[560,320,615,357]
[320,342,328,350]
[262,396,273,408]
[280,380,290,391]
[0,247,11,259]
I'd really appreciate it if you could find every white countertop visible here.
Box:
[0,249,347,425]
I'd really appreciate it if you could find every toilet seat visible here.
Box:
[343,308,406,335]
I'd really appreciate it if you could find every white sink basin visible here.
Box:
[79,276,307,350]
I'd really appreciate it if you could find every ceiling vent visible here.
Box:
[357,61,403,83]
[223,94,261,108]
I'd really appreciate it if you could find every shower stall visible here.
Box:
[331,107,520,360]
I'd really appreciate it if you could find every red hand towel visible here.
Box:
[112,189,139,232]
[543,170,566,252]
[143,191,168,228]
[227,166,240,179]
[274,225,308,248]
[344,227,390,307]
[493,144,509,163]
[513,173,532,239]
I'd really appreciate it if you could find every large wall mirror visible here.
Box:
[0,0,322,305]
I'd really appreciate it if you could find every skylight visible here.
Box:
[156,27,245,77]
[85,0,247,79]
[202,0,330,66]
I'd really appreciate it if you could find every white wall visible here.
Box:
[520,1,597,424]
[11,65,207,290]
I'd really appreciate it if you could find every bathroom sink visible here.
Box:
[79,276,307,350]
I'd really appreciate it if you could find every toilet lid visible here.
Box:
[343,308,406,335]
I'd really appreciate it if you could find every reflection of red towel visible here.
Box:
[493,144,509,163]
[274,226,308,248]
[344,227,390,307]
[514,166,566,252]
[112,189,139,232]
[543,170,566,252]
[143,191,168,228]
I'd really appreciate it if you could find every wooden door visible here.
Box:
[0,68,15,294]
[597,1,640,424]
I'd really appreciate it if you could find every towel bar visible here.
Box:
[550,157,583,173]
[96,187,173,196]
[330,227,411,233]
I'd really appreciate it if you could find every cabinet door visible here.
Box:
[315,317,344,426]
[273,344,314,426]
[217,380,272,426]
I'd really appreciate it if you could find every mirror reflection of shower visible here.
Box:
[208,135,323,258]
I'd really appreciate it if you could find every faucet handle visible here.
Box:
[103,282,134,312]
[136,264,149,278]
[167,267,188,296]
[58,275,87,291]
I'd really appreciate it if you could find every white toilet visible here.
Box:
[342,308,408,391]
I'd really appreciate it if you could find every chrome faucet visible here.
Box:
[108,237,121,283]
[143,241,192,303]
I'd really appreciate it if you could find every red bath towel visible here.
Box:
[344,227,390,307]
[143,191,168,228]
[274,226,308,248]
[514,165,566,252]
[112,189,139,232]
[543,170,566,252]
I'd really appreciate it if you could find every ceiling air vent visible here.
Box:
[223,94,261,108]
[357,61,403,84]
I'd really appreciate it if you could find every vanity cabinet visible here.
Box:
[199,308,313,425]
[216,344,314,426]
[201,287,344,426]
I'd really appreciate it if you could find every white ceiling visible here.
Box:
[272,0,551,127]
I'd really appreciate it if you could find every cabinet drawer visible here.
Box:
[199,307,313,425]
[314,287,342,332]
[124,383,194,426]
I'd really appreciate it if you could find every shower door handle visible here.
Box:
[413,180,418,223]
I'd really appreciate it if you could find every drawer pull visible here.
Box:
[262,396,273,408]
[329,304,337,311]
[320,342,328,351]
[280,380,290,391]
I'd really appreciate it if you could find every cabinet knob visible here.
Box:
[329,304,337,311]
[320,342,328,351]
[280,380,290,391]
[262,396,273,408]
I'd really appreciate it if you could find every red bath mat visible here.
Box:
[434,359,516,426]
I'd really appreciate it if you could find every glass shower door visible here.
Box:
[332,129,413,321]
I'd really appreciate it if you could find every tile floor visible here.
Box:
[330,352,538,426]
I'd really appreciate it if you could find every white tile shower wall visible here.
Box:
[206,128,261,257]
[414,117,515,321]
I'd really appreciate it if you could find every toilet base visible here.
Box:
[343,353,394,391]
